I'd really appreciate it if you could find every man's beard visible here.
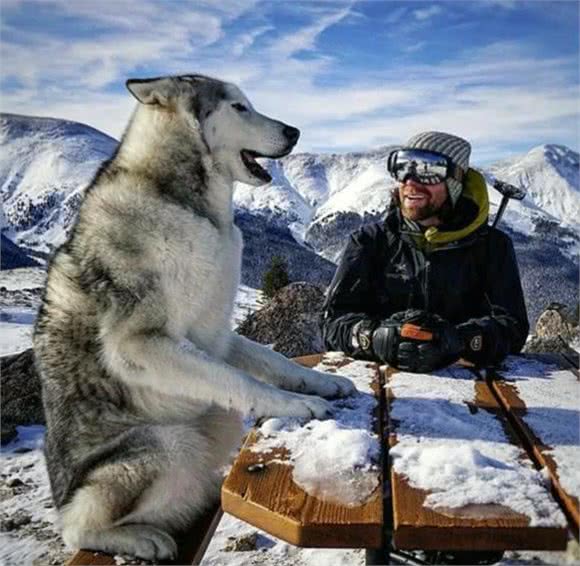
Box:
[400,199,442,221]
[389,187,453,224]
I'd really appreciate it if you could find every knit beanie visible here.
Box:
[405,131,471,207]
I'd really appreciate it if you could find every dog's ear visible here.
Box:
[126,77,176,106]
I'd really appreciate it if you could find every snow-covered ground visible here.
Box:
[1,269,577,565]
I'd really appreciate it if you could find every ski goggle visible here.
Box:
[387,148,465,186]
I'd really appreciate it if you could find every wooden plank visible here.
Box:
[488,358,579,537]
[221,353,384,548]
[66,503,222,565]
[67,551,117,566]
[386,365,568,551]
[292,353,324,368]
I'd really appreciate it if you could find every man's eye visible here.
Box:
[232,103,249,112]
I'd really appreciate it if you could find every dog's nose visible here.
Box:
[283,126,300,144]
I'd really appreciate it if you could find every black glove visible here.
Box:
[370,309,426,365]
[372,310,465,372]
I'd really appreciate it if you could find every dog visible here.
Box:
[33,74,356,561]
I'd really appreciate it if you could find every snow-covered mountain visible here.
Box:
[0,113,116,253]
[0,113,335,288]
[487,144,580,230]
[243,144,580,263]
[1,113,578,322]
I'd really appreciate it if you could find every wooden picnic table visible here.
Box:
[223,352,579,562]
[66,351,578,565]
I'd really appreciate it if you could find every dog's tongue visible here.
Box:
[241,150,271,183]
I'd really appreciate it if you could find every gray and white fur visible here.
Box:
[33,74,356,561]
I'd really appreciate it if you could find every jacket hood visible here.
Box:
[394,168,490,249]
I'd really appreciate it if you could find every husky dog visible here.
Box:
[33,74,355,561]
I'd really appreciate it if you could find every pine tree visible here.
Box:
[262,255,290,299]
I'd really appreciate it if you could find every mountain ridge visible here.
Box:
[1,113,578,324]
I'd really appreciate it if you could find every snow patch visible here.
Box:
[252,359,380,507]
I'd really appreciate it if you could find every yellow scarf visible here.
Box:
[420,168,489,247]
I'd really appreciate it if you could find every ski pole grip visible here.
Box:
[401,323,434,341]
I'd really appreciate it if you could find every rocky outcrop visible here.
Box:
[236,282,326,358]
[523,302,579,357]
[1,349,43,445]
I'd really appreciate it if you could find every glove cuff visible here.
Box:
[456,321,485,363]
[351,319,379,357]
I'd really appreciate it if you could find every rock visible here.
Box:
[535,302,578,341]
[523,302,579,357]
[0,511,31,531]
[224,532,259,552]
[7,477,24,488]
[0,349,44,445]
[236,282,326,358]
[523,336,572,354]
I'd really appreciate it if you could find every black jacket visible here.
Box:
[322,171,529,367]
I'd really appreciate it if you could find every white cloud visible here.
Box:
[384,6,408,25]
[231,25,274,57]
[485,0,518,9]
[403,41,426,53]
[268,5,353,59]
[413,5,442,21]
[0,4,577,159]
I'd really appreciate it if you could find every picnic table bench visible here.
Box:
[67,352,579,565]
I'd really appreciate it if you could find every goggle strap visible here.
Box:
[450,163,465,183]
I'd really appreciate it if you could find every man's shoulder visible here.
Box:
[351,219,394,246]
[482,225,515,248]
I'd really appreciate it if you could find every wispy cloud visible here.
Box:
[0,1,577,162]
[268,5,353,59]
[402,41,426,53]
[413,5,442,21]
[231,25,274,57]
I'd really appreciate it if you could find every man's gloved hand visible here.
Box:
[370,310,419,365]
[372,310,465,372]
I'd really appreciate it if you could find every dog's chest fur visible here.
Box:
[154,205,243,354]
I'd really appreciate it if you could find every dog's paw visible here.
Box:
[269,393,333,420]
[303,371,357,399]
[115,525,177,561]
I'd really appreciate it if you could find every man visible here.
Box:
[322,131,529,372]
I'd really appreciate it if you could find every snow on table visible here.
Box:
[492,356,580,507]
[387,365,567,528]
[251,354,380,507]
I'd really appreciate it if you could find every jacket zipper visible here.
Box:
[423,259,431,311]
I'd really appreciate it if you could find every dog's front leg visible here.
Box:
[225,333,356,398]
[106,331,333,420]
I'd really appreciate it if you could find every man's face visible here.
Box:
[399,178,448,225]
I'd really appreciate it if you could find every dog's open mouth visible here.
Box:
[240,150,273,183]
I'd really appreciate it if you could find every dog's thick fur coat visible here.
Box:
[33,74,355,561]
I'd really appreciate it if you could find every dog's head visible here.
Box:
[126,74,300,186]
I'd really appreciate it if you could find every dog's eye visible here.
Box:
[232,103,249,113]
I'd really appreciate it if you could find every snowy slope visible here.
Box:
[3,113,578,259]
[0,113,117,253]
[488,144,580,230]
[252,144,579,262]
[1,113,578,323]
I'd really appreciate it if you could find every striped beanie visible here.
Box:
[405,131,471,207]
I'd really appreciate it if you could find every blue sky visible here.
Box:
[1,0,578,163]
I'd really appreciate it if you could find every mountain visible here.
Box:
[1,113,578,324]
[0,113,334,288]
[0,113,117,253]
[0,235,40,270]
[245,144,580,263]
[252,144,579,323]
[487,144,580,229]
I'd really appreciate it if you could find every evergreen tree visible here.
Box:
[262,255,290,299]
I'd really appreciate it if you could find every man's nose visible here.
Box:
[404,178,428,190]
